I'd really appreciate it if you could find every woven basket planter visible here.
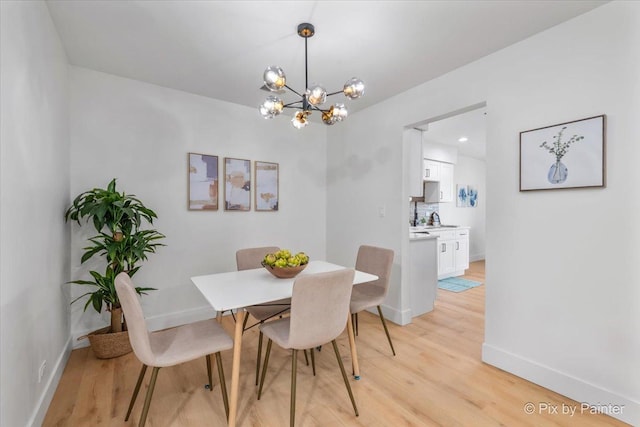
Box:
[87,326,132,359]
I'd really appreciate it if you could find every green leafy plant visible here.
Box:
[65,178,165,332]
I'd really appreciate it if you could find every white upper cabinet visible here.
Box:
[439,162,454,202]
[423,159,440,181]
[423,159,454,202]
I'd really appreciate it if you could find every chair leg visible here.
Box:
[125,364,147,421]
[206,354,213,390]
[310,348,316,376]
[215,352,229,420]
[355,312,359,336]
[257,339,273,400]
[331,340,359,416]
[376,305,396,356]
[303,349,309,366]
[255,330,263,385]
[290,349,298,427]
[139,366,160,427]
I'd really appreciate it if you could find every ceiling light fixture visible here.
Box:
[259,23,365,129]
[458,137,469,142]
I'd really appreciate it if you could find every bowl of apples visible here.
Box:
[262,249,310,279]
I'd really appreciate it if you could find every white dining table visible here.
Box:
[191,260,378,427]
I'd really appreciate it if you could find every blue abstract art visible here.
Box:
[457,184,478,207]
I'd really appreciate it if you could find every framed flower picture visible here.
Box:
[255,161,279,211]
[188,153,218,210]
[519,115,605,191]
[224,158,251,211]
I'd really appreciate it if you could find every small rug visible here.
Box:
[438,277,483,293]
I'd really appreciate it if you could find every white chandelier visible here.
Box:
[259,23,365,129]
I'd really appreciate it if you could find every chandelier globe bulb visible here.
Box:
[306,83,327,106]
[343,77,365,99]
[263,66,286,91]
[259,96,284,119]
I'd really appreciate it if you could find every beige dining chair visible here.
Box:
[115,272,233,427]
[236,246,293,385]
[257,269,359,427]
[350,245,396,356]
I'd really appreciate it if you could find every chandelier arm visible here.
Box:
[309,105,329,113]
[283,105,304,110]
[284,85,304,98]
[326,90,344,97]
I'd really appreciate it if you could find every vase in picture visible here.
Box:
[547,160,568,184]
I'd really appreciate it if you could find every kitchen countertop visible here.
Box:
[409,225,469,241]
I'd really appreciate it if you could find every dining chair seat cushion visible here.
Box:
[349,283,385,314]
[258,317,291,349]
[245,298,291,322]
[148,319,233,368]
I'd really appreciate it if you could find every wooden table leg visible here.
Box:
[216,311,223,323]
[228,309,244,427]
[346,313,360,379]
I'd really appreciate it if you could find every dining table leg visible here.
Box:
[346,313,360,379]
[228,309,244,427]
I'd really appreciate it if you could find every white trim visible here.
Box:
[469,254,485,262]
[145,304,217,331]
[482,343,639,426]
[72,305,219,349]
[367,303,412,326]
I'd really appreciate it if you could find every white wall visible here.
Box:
[328,2,639,425]
[438,155,486,261]
[422,140,458,164]
[0,2,71,426]
[69,67,328,338]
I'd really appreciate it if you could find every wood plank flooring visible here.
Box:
[43,261,628,426]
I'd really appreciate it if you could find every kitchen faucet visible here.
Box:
[430,211,441,226]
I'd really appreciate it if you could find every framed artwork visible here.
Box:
[224,157,251,211]
[255,161,279,211]
[188,153,218,210]
[520,115,605,191]
[456,184,478,207]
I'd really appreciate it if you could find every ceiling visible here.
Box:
[46,1,607,119]
[420,107,487,159]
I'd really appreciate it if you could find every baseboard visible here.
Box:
[28,336,72,427]
[145,304,217,331]
[482,343,639,426]
[469,254,485,262]
[368,304,412,326]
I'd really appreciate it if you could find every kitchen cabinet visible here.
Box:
[439,163,454,202]
[429,227,470,279]
[423,159,454,202]
[423,159,440,181]
[454,229,469,272]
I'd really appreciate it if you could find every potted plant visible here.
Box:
[65,178,165,358]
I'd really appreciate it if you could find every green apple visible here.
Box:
[264,253,277,266]
[295,252,309,265]
[287,256,301,267]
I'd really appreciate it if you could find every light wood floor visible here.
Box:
[44,261,628,426]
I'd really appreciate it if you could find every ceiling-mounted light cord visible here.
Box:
[304,36,309,91]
